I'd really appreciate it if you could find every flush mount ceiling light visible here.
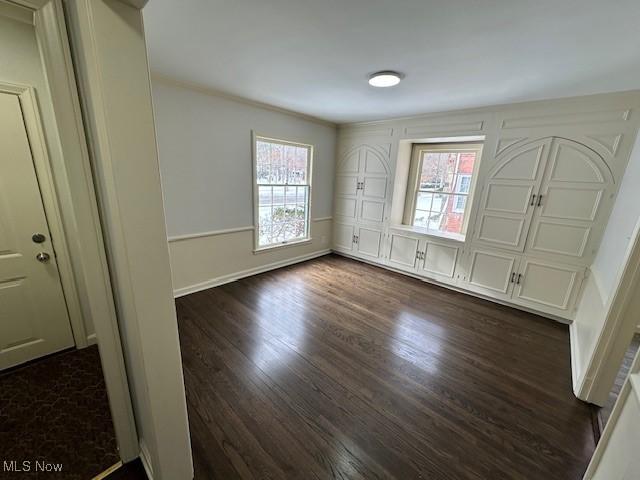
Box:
[368,71,403,87]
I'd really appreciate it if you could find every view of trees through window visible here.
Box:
[256,138,311,247]
[412,148,478,235]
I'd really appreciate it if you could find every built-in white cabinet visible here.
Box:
[473,137,613,265]
[334,144,390,261]
[465,248,521,301]
[387,230,460,285]
[332,107,635,322]
[462,247,585,317]
[333,222,355,252]
[335,144,390,227]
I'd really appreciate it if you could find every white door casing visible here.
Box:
[0,91,74,369]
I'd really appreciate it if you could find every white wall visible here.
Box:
[0,11,95,340]
[592,132,640,302]
[151,78,337,294]
[571,130,640,398]
[65,1,193,478]
[152,78,336,236]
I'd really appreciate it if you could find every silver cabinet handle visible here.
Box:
[516,274,522,285]
[537,195,543,207]
[530,194,536,207]
[510,272,516,283]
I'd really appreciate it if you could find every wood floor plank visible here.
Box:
[176,254,595,479]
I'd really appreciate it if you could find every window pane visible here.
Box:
[297,186,308,203]
[272,186,285,205]
[413,210,430,228]
[416,192,434,212]
[285,186,297,204]
[412,146,479,236]
[255,138,311,247]
[453,195,467,212]
[430,192,450,214]
[258,186,272,205]
[288,146,308,184]
[258,223,272,247]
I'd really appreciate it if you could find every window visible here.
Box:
[254,135,312,250]
[404,143,482,238]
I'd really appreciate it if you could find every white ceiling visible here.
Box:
[144,0,640,124]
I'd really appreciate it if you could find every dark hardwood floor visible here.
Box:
[176,254,596,480]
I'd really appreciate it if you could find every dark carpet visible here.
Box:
[0,346,119,479]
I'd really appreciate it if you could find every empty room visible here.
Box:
[2,1,640,479]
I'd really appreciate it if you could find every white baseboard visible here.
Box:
[86,333,98,346]
[569,321,582,396]
[173,249,332,297]
[333,250,571,325]
[139,441,154,480]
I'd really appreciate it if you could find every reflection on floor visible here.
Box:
[176,254,596,479]
[0,345,119,479]
[599,333,640,428]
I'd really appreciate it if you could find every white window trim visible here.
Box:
[252,132,314,252]
[404,142,483,239]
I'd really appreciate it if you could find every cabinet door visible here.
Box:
[419,240,459,284]
[526,138,613,264]
[473,139,551,251]
[355,226,383,259]
[387,233,420,272]
[465,248,520,300]
[358,146,389,225]
[512,257,584,318]
[334,174,359,220]
[333,222,355,252]
[334,147,360,221]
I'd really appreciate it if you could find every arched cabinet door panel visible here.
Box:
[525,138,613,263]
[473,138,552,251]
[334,144,390,227]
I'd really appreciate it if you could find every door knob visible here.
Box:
[36,252,51,263]
[32,233,46,243]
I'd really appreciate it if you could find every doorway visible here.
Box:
[0,90,75,369]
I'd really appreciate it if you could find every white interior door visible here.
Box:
[0,92,74,370]
[526,138,612,264]
[473,138,551,251]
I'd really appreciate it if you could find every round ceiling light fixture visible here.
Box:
[368,71,403,87]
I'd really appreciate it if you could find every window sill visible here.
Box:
[389,224,466,243]
[253,238,312,254]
